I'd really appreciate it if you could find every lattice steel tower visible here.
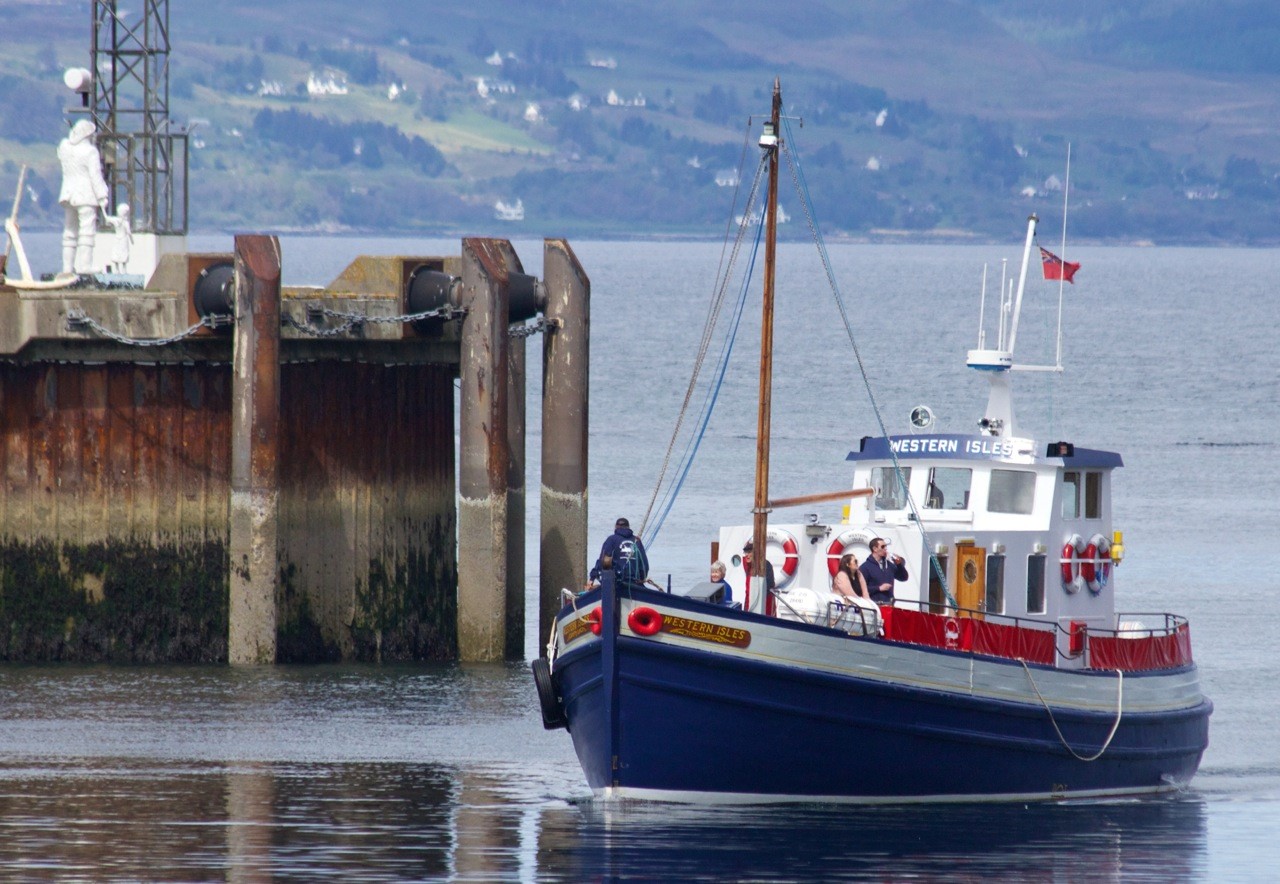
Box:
[88,0,187,236]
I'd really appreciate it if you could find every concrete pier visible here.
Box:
[0,236,584,664]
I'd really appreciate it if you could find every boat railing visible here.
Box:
[877,600,1193,671]
[821,600,878,637]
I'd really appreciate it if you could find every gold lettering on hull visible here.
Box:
[562,614,593,645]
[660,614,751,649]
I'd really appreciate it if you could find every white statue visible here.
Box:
[103,201,132,272]
[58,119,109,276]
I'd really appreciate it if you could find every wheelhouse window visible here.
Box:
[1026,553,1046,614]
[985,554,1005,614]
[989,469,1035,514]
[1084,471,1103,519]
[871,466,911,510]
[924,467,971,510]
[1062,471,1081,519]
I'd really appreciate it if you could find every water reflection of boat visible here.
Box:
[535,796,1209,880]
[534,79,1211,803]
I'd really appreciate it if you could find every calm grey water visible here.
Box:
[3,233,1278,880]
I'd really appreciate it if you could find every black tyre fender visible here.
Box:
[531,657,567,730]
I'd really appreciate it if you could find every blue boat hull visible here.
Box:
[552,589,1211,802]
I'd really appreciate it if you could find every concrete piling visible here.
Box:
[507,316,528,660]
[456,238,512,663]
[538,239,590,653]
[228,235,281,664]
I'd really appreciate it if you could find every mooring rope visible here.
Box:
[1019,659,1123,762]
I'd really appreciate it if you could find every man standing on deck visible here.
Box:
[860,537,908,605]
[588,518,649,590]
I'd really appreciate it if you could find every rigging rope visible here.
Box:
[639,143,769,542]
[780,116,957,609]
[646,212,763,545]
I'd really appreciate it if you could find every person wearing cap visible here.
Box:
[588,517,649,590]
[859,537,908,605]
[740,540,776,595]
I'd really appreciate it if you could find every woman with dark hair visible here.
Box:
[832,553,870,603]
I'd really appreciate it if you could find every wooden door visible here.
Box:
[955,544,986,620]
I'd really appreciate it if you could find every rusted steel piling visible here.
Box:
[539,240,590,654]
[0,236,587,664]
[456,238,512,663]
[229,235,281,665]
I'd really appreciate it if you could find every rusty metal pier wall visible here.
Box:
[0,236,585,664]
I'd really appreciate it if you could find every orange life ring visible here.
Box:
[1082,534,1111,593]
[825,529,875,576]
[587,606,602,635]
[627,606,663,636]
[1060,534,1083,593]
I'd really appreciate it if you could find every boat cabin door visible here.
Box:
[955,543,985,620]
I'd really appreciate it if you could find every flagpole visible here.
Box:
[1055,144,1071,369]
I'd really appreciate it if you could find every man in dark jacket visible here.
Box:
[859,537,908,605]
[589,517,649,589]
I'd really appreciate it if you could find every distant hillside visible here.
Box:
[3,0,1280,243]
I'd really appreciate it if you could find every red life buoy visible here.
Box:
[1061,534,1083,593]
[587,607,602,635]
[627,606,663,636]
[825,529,875,576]
[1083,534,1111,593]
[767,529,800,587]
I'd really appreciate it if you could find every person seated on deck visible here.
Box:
[832,553,871,604]
[710,560,737,608]
[859,537,908,606]
[588,517,650,591]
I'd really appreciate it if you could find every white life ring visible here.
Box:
[1060,533,1084,594]
[826,528,876,576]
[1081,533,1111,593]
[766,528,800,588]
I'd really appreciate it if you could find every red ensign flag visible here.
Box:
[1040,247,1080,283]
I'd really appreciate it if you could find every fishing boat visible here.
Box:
[531,80,1212,803]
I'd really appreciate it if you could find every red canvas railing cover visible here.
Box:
[880,607,1054,665]
[879,608,1190,671]
[1088,623,1193,671]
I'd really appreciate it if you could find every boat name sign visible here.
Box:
[888,434,1032,461]
[659,615,752,649]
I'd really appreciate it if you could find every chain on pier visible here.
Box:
[509,317,560,338]
[67,304,555,344]
[284,304,467,338]
[65,309,233,346]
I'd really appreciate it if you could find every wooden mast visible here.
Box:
[749,78,781,614]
